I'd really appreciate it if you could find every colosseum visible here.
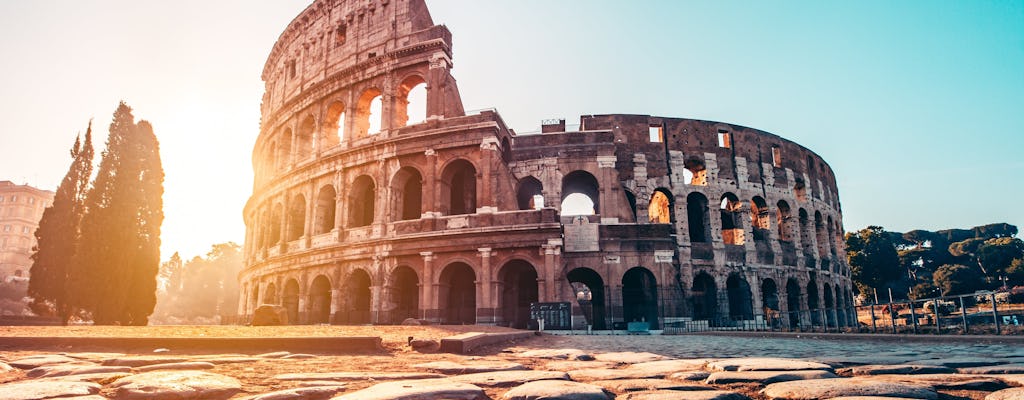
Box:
[239,0,855,331]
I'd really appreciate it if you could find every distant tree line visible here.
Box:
[846,223,1023,301]
[28,102,164,325]
[150,242,242,324]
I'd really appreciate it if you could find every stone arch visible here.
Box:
[794,177,807,202]
[264,282,278,305]
[498,259,538,329]
[824,283,835,327]
[283,278,300,324]
[324,101,345,146]
[691,271,718,322]
[385,266,419,324]
[720,193,744,245]
[776,200,793,242]
[786,278,801,329]
[277,128,292,171]
[308,274,332,324]
[440,159,477,215]
[807,279,821,325]
[624,189,638,222]
[516,176,544,210]
[287,194,306,241]
[814,211,827,267]
[395,74,427,128]
[648,188,673,224]
[561,170,600,216]
[683,156,707,185]
[567,267,606,330]
[762,278,779,326]
[751,196,770,241]
[727,273,753,321]
[250,282,260,311]
[270,203,283,245]
[391,166,423,221]
[826,215,837,259]
[687,192,711,243]
[314,185,336,235]
[355,88,383,137]
[348,175,376,227]
[622,267,659,329]
[439,262,476,324]
[296,114,315,161]
[339,268,372,324]
[799,208,812,257]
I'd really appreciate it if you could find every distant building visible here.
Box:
[0,181,54,282]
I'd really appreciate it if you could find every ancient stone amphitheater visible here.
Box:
[239,0,854,331]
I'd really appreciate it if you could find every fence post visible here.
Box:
[889,304,897,334]
[908,300,918,334]
[870,304,877,333]
[934,300,941,334]
[991,293,1000,335]
[959,296,969,334]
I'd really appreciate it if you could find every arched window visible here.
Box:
[269,203,283,245]
[750,196,770,241]
[278,128,292,171]
[439,262,476,324]
[395,75,426,128]
[355,88,383,137]
[516,176,543,210]
[794,177,807,202]
[776,200,793,242]
[349,175,376,227]
[340,269,372,324]
[727,274,753,320]
[498,260,538,329]
[324,101,345,146]
[720,193,744,245]
[622,267,659,329]
[560,171,599,216]
[683,156,707,185]
[648,189,672,224]
[296,115,315,161]
[391,167,423,220]
[691,272,717,321]
[283,279,300,324]
[287,194,306,241]
[308,275,332,324]
[786,278,801,329]
[686,192,710,243]
[814,211,827,261]
[386,266,419,324]
[567,268,606,330]
[314,185,336,235]
[441,159,477,215]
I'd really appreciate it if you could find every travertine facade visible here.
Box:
[0,181,54,282]
[240,0,854,330]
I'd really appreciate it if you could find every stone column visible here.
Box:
[424,149,438,217]
[477,248,494,324]
[541,239,562,302]
[478,138,499,212]
[420,252,437,323]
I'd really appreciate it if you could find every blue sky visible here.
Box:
[0,1,1021,259]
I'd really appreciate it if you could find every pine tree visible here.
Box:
[28,123,94,324]
[75,102,164,325]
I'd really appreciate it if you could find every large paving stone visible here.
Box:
[516,348,593,360]
[588,378,711,392]
[761,378,938,400]
[62,352,127,360]
[913,357,1008,368]
[501,380,610,400]
[668,370,712,381]
[412,360,527,374]
[960,364,1024,374]
[281,353,318,360]
[8,354,80,369]
[37,371,132,383]
[447,370,569,387]
[102,356,189,367]
[245,385,347,400]
[855,374,1008,391]
[135,361,216,372]
[275,372,445,381]
[619,390,749,400]
[256,351,291,358]
[625,359,712,375]
[814,356,923,367]
[0,361,16,372]
[705,370,837,384]
[545,361,617,371]
[27,364,131,378]
[986,387,1024,400]
[331,379,487,400]
[568,367,664,381]
[709,357,833,372]
[194,356,263,364]
[593,352,669,364]
[844,364,955,376]
[108,370,242,400]
[0,380,101,399]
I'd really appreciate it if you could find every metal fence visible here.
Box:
[852,291,1023,335]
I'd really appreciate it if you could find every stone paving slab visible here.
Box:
[593,352,670,364]
[108,370,242,400]
[500,380,610,400]
[708,357,833,372]
[843,364,955,375]
[854,374,1009,391]
[411,360,527,374]
[515,348,593,360]
[243,385,347,400]
[446,370,569,387]
[275,371,446,382]
[625,359,712,375]
[331,379,487,400]
[960,364,1024,374]
[588,378,711,392]
[8,354,80,369]
[761,378,938,400]
[134,361,216,372]
[705,370,837,384]
[0,380,101,400]
[668,370,712,381]
[618,390,749,400]
[544,361,616,371]
[36,371,132,383]
[912,357,1009,368]
[101,356,189,367]
[26,364,131,378]
[985,387,1024,400]
[567,367,664,381]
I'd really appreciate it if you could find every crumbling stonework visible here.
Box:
[240,0,854,331]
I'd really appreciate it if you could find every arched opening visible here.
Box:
[324,101,345,146]
[683,156,707,185]
[814,211,827,266]
[807,280,821,325]
[391,167,423,220]
[827,216,837,259]
[287,194,306,242]
[387,266,419,324]
[687,192,710,243]
[624,189,637,222]
[396,75,426,127]
[250,282,260,311]
[314,185,336,235]
[761,278,779,327]
[776,200,793,242]
[269,203,283,245]
[440,159,477,215]
[727,273,753,321]
[439,262,476,324]
[720,193,744,245]
[786,278,801,329]
[648,189,673,224]
[799,208,813,260]
[750,196,770,241]
[296,115,315,161]
[691,272,718,322]
[561,171,600,216]
[308,275,332,324]
[264,282,278,305]
[567,267,606,330]
[516,176,544,210]
[622,267,659,329]
[794,177,807,202]
[283,279,300,324]
[355,88,383,137]
[340,269,372,324]
[348,175,375,227]
[824,283,836,327]
[498,260,538,329]
[277,128,292,171]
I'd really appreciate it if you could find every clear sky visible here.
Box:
[0,0,1021,260]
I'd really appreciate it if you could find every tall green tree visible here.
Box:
[28,123,94,324]
[933,264,985,296]
[845,226,901,296]
[75,102,164,325]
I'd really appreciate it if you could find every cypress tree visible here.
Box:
[76,102,164,325]
[28,123,94,324]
